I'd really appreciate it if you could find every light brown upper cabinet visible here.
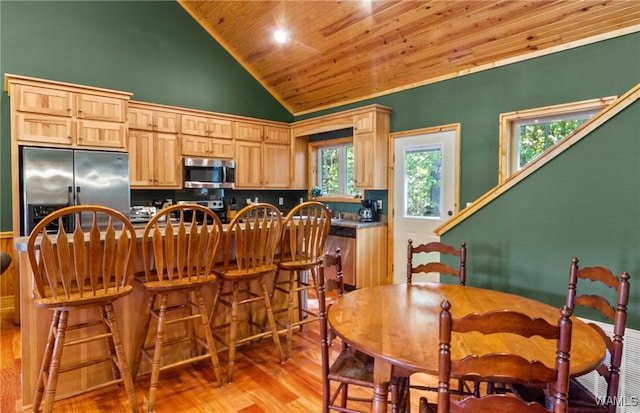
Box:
[353,108,390,189]
[291,104,391,192]
[128,102,182,189]
[181,113,234,158]
[234,121,291,188]
[7,76,130,150]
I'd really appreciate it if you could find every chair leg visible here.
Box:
[42,310,69,413]
[260,277,284,363]
[194,289,224,386]
[103,303,138,413]
[227,281,240,383]
[148,293,169,413]
[32,310,62,413]
[286,270,297,359]
[131,292,156,379]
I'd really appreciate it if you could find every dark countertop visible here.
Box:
[330,218,386,229]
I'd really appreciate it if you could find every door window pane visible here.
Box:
[405,145,442,218]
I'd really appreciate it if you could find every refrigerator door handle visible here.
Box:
[76,186,81,205]
[68,186,74,206]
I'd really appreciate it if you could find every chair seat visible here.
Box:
[277,258,320,271]
[217,264,277,281]
[135,272,216,292]
[328,346,375,384]
[34,285,133,308]
[566,379,608,412]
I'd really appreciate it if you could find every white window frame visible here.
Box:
[309,137,359,199]
[498,96,616,183]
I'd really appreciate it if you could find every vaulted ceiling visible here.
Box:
[178,1,640,115]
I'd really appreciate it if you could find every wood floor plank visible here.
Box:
[1,297,436,412]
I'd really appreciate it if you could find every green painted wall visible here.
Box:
[443,103,640,328]
[0,0,292,230]
[1,2,638,327]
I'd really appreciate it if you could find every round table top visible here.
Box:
[327,282,606,377]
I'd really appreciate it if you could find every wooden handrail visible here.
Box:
[436,82,640,236]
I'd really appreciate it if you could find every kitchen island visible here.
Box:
[13,224,290,412]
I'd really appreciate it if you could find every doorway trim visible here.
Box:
[387,123,461,284]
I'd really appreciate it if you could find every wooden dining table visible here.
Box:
[327,282,607,413]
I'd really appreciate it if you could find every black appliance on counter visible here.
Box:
[358,199,379,222]
[176,200,228,224]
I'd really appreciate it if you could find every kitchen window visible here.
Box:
[309,136,358,198]
[498,96,615,183]
[318,142,355,196]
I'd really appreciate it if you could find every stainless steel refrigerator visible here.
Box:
[21,147,130,235]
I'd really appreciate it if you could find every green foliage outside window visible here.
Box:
[319,144,355,196]
[517,119,586,169]
[405,148,441,217]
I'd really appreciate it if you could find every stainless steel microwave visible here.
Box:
[183,158,235,189]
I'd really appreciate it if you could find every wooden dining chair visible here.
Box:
[318,248,402,413]
[516,258,630,413]
[209,202,285,383]
[26,205,138,413]
[420,299,573,413]
[269,200,331,358]
[130,204,224,412]
[407,240,466,284]
[407,239,472,399]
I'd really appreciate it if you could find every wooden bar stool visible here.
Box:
[209,202,285,383]
[130,204,225,413]
[26,205,138,413]
[269,201,331,358]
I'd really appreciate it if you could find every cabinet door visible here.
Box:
[354,133,374,188]
[129,130,154,187]
[264,126,290,144]
[182,135,212,157]
[15,113,73,145]
[128,107,154,130]
[154,111,180,133]
[181,114,210,136]
[235,122,263,142]
[210,138,234,158]
[263,143,290,188]
[15,85,72,117]
[209,118,233,139]
[154,133,181,188]
[77,120,127,149]
[76,94,126,122]
[354,112,374,134]
[235,141,263,187]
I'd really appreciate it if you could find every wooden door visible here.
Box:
[154,132,181,188]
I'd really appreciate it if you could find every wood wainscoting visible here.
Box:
[0,231,16,313]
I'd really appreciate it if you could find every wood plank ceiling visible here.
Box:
[178,1,640,116]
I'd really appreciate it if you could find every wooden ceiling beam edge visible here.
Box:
[435,81,640,236]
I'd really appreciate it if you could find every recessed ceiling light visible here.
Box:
[273,29,288,44]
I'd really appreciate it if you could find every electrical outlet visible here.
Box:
[376,200,383,210]
[278,197,284,206]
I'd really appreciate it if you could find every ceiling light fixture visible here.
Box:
[273,29,288,44]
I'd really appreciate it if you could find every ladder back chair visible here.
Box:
[270,201,331,358]
[318,248,402,413]
[407,240,466,285]
[26,205,138,413]
[421,299,573,413]
[518,258,630,413]
[408,240,472,398]
[209,202,285,383]
[130,204,224,412]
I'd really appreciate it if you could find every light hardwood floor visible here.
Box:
[0,298,436,412]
